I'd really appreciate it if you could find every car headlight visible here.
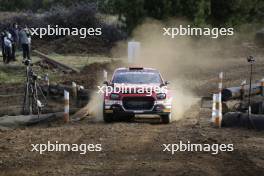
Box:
[157,93,166,100]
[110,93,120,100]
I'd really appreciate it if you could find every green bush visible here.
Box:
[104,0,263,34]
[0,0,33,11]
[0,0,263,34]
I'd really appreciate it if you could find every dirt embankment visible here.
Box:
[61,60,125,89]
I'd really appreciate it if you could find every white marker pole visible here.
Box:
[128,41,140,63]
[44,73,49,97]
[216,72,223,128]
[212,93,221,127]
[64,90,70,123]
[44,73,49,87]
[103,70,108,81]
[240,80,246,100]
[72,82,77,99]
[211,94,217,123]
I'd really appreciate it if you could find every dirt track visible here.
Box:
[0,104,263,176]
[1,51,264,175]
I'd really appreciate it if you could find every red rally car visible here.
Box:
[103,67,173,124]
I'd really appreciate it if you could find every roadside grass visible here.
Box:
[0,53,119,84]
[0,64,25,84]
[0,54,52,84]
[48,54,119,70]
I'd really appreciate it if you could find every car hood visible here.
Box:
[113,83,161,87]
[111,83,168,95]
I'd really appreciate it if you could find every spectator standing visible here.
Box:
[19,26,31,61]
[9,23,19,61]
[0,31,6,63]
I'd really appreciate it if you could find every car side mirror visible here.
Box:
[103,81,109,85]
[160,81,169,87]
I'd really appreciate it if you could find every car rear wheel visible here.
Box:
[161,113,172,124]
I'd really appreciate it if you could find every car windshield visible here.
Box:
[112,70,162,84]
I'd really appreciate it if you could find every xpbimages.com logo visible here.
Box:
[162,141,234,155]
[97,84,168,96]
[31,141,102,154]
[30,25,102,39]
[163,25,234,39]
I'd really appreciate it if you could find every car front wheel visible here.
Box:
[103,113,114,123]
[161,113,172,124]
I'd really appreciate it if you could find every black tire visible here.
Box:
[124,116,134,122]
[103,113,114,123]
[222,112,241,127]
[161,113,172,124]
[103,101,114,123]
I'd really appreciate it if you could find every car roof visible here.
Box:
[111,67,164,83]
[115,67,157,71]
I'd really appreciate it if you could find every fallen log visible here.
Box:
[224,96,264,114]
[0,112,64,127]
[45,84,92,103]
[71,104,90,121]
[0,105,81,117]
[222,112,264,130]
[0,94,24,98]
[32,50,80,73]
[0,105,22,117]
[222,83,261,101]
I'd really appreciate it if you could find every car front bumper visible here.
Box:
[104,99,172,116]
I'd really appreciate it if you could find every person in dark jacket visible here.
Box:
[0,31,6,63]
[19,26,31,61]
[9,23,19,61]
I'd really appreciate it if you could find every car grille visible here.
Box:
[123,97,154,110]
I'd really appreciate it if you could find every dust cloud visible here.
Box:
[83,19,238,122]
[113,19,237,121]
[132,20,202,121]
[87,92,104,121]
[71,91,104,121]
